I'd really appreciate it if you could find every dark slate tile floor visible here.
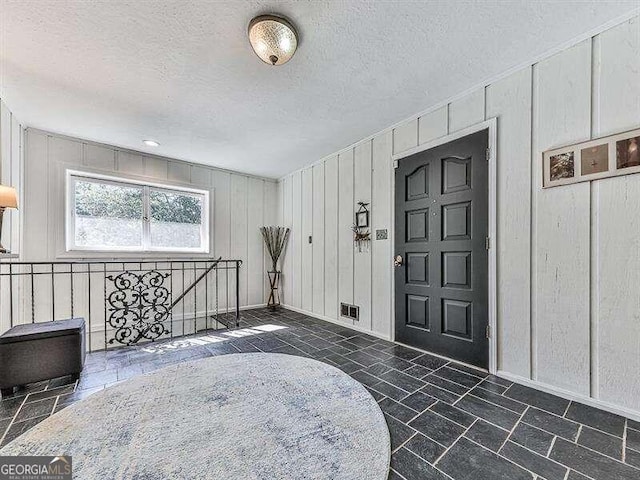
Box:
[1,307,639,480]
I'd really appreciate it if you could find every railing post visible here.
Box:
[235,261,240,327]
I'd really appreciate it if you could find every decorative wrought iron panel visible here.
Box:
[107,270,171,346]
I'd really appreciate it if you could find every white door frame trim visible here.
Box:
[391,118,498,374]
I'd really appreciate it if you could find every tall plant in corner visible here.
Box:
[260,226,290,309]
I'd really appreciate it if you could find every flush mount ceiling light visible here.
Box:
[248,15,298,66]
[143,140,160,147]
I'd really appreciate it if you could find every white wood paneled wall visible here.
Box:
[0,99,24,336]
[277,15,640,415]
[21,128,277,314]
[0,99,22,255]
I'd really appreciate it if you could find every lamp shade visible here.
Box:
[0,185,18,209]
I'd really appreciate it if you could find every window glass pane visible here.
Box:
[149,189,203,249]
[74,179,143,248]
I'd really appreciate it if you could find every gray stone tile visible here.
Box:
[437,437,533,480]
[521,407,579,441]
[455,394,520,430]
[379,397,419,423]
[477,379,507,394]
[465,419,509,452]
[424,374,469,395]
[500,440,567,480]
[387,468,405,480]
[363,362,393,377]
[381,357,415,372]
[566,402,626,437]
[626,448,640,468]
[13,398,55,423]
[405,433,446,463]
[1,415,49,446]
[378,369,425,393]
[432,367,482,389]
[344,350,380,367]
[350,370,381,389]
[485,375,512,388]
[628,419,640,431]
[409,410,465,447]
[372,381,410,401]
[510,421,554,456]
[412,353,449,370]
[364,386,385,402]
[566,471,591,480]
[391,447,449,480]
[431,401,476,427]
[469,387,527,414]
[420,383,460,405]
[578,426,623,459]
[626,428,640,452]
[401,392,438,413]
[0,397,25,421]
[385,414,416,451]
[383,345,424,361]
[446,363,487,379]
[404,364,432,379]
[550,438,640,480]
[504,383,569,416]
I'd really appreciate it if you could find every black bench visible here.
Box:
[0,318,86,397]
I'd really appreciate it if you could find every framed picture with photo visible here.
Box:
[542,127,640,188]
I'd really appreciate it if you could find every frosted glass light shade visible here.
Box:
[0,185,17,209]
[248,15,298,66]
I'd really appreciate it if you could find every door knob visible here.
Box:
[394,254,404,267]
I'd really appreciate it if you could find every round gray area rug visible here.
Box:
[1,353,390,479]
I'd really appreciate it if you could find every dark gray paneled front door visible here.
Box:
[394,129,489,368]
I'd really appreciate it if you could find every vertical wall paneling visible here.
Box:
[0,100,23,331]
[247,178,265,305]
[263,180,278,302]
[593,17,640,410]
[485,68,533,376]
[144,157,168,179]
[84,143,115,171]
[323,156,339,319]
[247,177,264,306]
[301,168,313,311]
[0,102,13,250]
[229,175,249,308]
[274,15,640,417]
[534,40,592,396]
[283,177,294,305]
[167,161,191,183]
[312,163,325,315]
[371,132,392,337]
[418,106,448,145]
[116,151,144,175]
[353,141,372,329]
[214,168,232,307]
[338,150,355,309]
[448,89,485,133]
[10,114,21,253]
[392,119,418,155]
[292,171,303,308]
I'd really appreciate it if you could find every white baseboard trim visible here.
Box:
[497,370,640,423]
[281,304,392,342]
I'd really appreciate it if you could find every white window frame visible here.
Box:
[66,170,210,254]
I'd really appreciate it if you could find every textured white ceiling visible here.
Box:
[1,1,638,178]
